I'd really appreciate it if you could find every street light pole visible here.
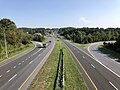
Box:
[4,29,8,58]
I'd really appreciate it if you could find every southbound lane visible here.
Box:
[62,39,120,90]
[0,36,55,90]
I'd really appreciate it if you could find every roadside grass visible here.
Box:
[28,38,88,90]
[41,36,49,43]
[0,36,49,62]
[0,43,34,62]
[98,45,120,62]
[74,43,89,48]
[64,39,89,48]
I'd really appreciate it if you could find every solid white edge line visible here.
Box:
[109,81,118,90]
[8,74,17,82]
[70,42,120,78]
[88,44,120,78]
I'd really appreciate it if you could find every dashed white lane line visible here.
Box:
[29,57,31,58]
[91,64,95,68]
[0,75,2,78]
[71,43,120,78]
[82,56,85,58]
[8,74,17,82]
[18,63,21,65]
[38,54,41,56]
[26,58,28,61]
[22,61,24,63]
[29,61,33,65]
[6,70,10,73]
[109,81,118,90]
[13,66,16,68]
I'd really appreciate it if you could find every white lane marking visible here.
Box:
[91,64,95,68]
[109,81,118,90]
[18,63,21,65]
[13,66,16,68]
[38,54,41,56]
[22,61,24,63]
[70,42,120,78]
[29,57,31,58]
[29,61,33,65]
[26,58,28,61]
[88,44,120,78]
[33,48,42,55]
[0,75,2,78]
[6,70,10,73]
[8,74,17,82]
[82,56,85,58]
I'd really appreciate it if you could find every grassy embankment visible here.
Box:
[98,45,120,62]
[28,38,88,90]
[0,43,35,62]
[65,39,89,48]
[0,36,49,62]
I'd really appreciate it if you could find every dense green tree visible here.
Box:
[0,18,17,31]
[58,27,120,44]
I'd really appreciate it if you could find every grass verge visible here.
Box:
[64,40,89,48]
[41,36,49,43]
[0,43,34,62]
[28,38,88,90]
[98,45,120,62]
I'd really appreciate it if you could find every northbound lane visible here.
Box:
[61,39,120,90]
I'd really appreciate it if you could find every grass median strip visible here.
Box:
[28,38,88,90]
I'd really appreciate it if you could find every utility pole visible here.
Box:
[4,28,8,58]
[0,19,8,58]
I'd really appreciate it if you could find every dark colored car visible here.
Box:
[43,43,46,48]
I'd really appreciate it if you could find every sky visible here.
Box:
[0,0,120,28]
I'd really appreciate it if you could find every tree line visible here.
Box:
[103,35,120,53]
[0,18,34,59]
[58,27,120,44]
[0,18,48,58]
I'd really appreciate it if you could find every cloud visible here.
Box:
[79,17,91,24]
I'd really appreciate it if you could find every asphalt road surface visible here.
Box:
[61,39,120,90]
[88,42,120,77]
[0,36,55,90]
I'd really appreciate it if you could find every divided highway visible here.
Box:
[61,39,120,90]
[0,36,55,90]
